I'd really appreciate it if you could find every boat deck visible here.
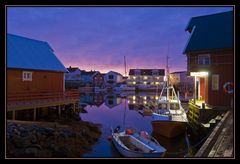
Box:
[119,136,143,152]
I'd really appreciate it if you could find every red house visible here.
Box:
[7,34,79,120]
[92,71,105,87]
[183,11,233,109]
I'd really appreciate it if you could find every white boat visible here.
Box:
[151,84,188,138]
[111,127,166,157]
[151,55,188,138]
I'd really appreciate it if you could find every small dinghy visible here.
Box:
[111,126,166,157]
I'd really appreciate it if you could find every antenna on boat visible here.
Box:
[124,56,127,77]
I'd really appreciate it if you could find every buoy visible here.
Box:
[125,129,134,135]
[223,82,234,94]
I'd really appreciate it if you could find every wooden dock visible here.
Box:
[194,109,234,157]
[7,90,79,120]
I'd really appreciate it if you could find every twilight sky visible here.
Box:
[7,6,233,75]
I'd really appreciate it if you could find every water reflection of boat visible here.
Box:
[152,131,187,157]
[112,127,166,157]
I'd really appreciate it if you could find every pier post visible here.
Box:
[58,105,61,118]
[73,103,76,113]
[33,108,36,121]
[12,110,15,120]
[194,76,196,104]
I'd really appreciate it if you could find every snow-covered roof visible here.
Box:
[7,33,67,72]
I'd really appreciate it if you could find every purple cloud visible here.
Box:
[7,6,233,75]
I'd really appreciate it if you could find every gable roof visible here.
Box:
[67,67,80,73]
[183,11,233,54]
[81,70,98,76]
[107,71,123,76]
[7,34,67,72]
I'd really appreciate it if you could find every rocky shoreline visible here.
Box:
[6,120,102,158]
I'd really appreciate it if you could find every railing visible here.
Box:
[7,89,79,102]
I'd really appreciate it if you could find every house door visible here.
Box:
[199,77,205,100]
[196,79,199,100]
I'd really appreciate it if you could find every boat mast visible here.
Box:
[166,45,170,110]
[123,56,127,129]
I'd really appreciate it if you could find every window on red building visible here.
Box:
[198,54,210,65]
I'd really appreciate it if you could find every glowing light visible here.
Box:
[133,96,136,100]
[144,76,148,79]
[190,72,208,76]
[133,100,136,104]
[155,82,159,85]
[155,96,159,100]
[164,76,167,81]
[143,82,147,84]
[133,76,136,79]
[133,81,136,84]
[144,101,147,104]
[144,96,147,100]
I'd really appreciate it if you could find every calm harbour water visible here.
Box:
[79,91,214,158]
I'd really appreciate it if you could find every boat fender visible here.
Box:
[140,131,149,139]
[125,129,134,135]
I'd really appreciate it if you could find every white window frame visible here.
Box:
[22,71,32,81]
[198,54,210,65]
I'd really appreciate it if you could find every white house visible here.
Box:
[127,69,165,88]
[65,66,81,81]
[104,71,123,86]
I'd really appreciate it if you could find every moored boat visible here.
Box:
[151,56,188,138]
[111,127,166,157]
[151,85,188,138]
